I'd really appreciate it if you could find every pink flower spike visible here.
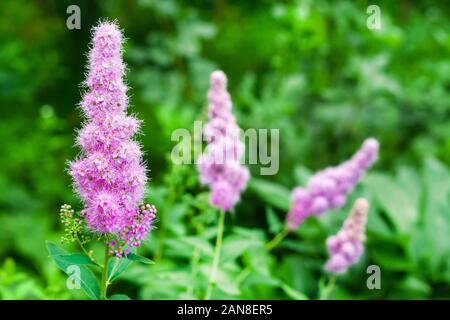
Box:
[197,71,250,212]
[286,138,379,230]
[68,21,156,257]
[325,198,369,274]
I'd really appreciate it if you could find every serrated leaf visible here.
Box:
[107,257,132,282]
[126,253,155,265]
[46,241,100,300]
[51,253,97,266]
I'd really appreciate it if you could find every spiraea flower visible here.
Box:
[69,21,156,257]
[197,71,250,211]
[325,198,369,274]
[286,138,379,230]
[108,204,157,257]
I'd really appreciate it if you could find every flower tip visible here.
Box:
[93,20,122,40]
[96,20,119,30]
[363,137,379,153]
[291,186,307,202]
[354,198,369,212]
[210,70,227,88]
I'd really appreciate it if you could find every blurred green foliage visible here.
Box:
[0,0,449,299]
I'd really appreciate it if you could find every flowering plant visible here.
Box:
[46,21,156,300]
[197,70,250,299]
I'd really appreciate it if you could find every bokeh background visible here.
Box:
[0,0,449,299]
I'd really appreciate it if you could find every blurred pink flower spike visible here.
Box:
[286,138,378,230]
[325,198,369,274]
[197,71,250,212]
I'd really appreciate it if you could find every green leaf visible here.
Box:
[409,158,450,275]
[246,272,280,287]
[166,202,189,235]
[278,256,316,294]
[51,253,97,266]
[399,161,450,276]
[266,207,283,234]
[222,235,262,263]
[165,238,196,259]
[423,157,450,205]
[365,173,418,233]
[398,276,431,296]
[46,241,100,300]
[371,248,415,272]
[106,250,154,282]
[246,247,270,276]
[250,178,291,211]
[216,269,241,296]
[126,253,155,265]
[109,294,131,300]
[318,277,326,296]
[396,166,421,207]
[280,282,309,300]
[107,257,132,282]
[366,206,393,239]
[178,236,213,256]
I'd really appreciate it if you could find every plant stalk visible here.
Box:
[100,243,111,300]
[319,275,336,300]
[205,209,226,300]
[76,236,100,266]
[265,227,290,252]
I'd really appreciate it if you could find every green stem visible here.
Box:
[76,236,100,266]
[234,265,251,286]
[265,227,290,252]
[319,275,336,300]
[100,243,111,300]
[235,227,290,286]
[187,246,201,296]
[205,209,226,300]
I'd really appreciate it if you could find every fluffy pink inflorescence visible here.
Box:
[197,71,250,211]
[69,21,155,257]
[325,198,369,274]
[286,138,379,230]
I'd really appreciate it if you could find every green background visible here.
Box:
[0,0,449,299]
